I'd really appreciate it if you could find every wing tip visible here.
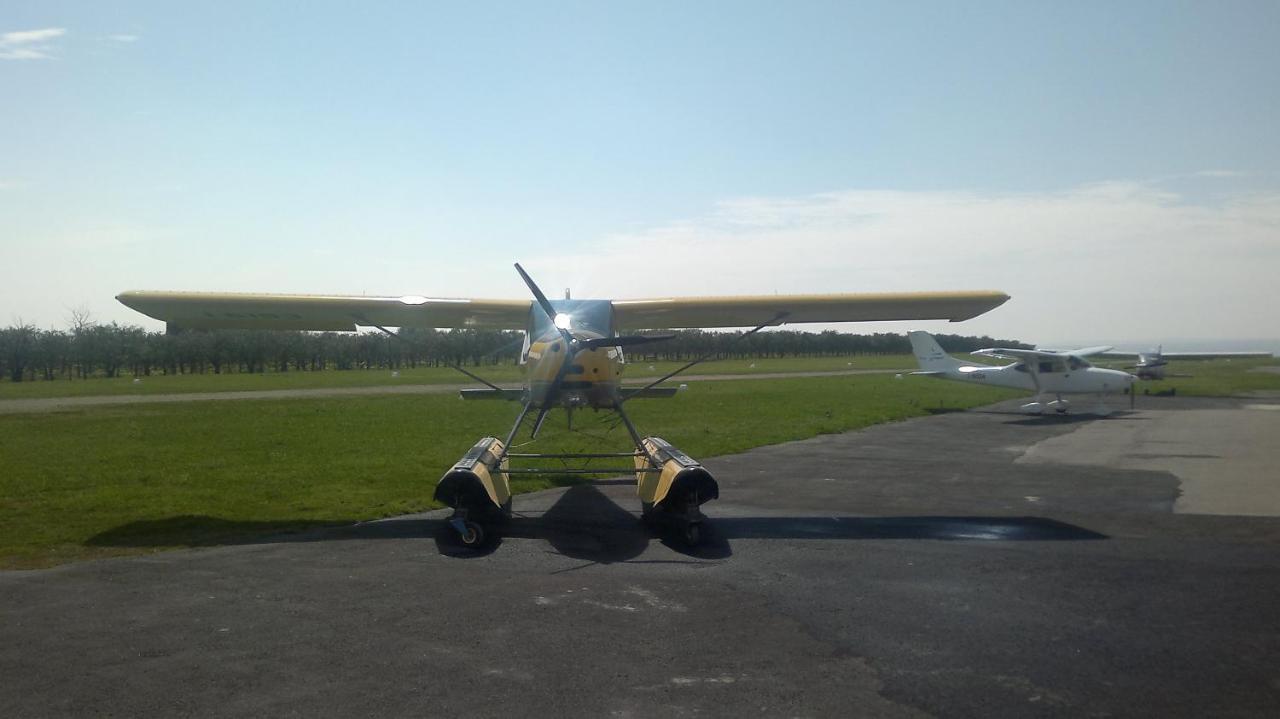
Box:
[948,291,1011,322]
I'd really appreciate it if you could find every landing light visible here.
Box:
[554,313,573,330]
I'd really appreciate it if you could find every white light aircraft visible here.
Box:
[907,331,1136,415]
[1098,346,1273,379]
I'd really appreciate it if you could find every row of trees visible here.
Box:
[0,322,1027,383]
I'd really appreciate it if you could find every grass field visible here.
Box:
[0,374,1016,569]
[1096,358,1280,398]
[4,356,1277,569]
[0,355,917,400]
[5,354,1275,401]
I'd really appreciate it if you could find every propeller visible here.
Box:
[515,263,674,351]
[515,262,573,348]
[513,263,676,438]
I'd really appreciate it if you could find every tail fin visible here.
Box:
[908,331,965,371]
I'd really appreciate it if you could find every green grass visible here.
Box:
[6,356,1275,569]
[0,354,917,399]
[0,374,1013,568]
[1094,358,1280,397]
[0,363,527,399]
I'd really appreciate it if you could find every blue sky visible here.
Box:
[3,1,1278,345]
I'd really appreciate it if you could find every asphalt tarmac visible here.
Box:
[4,395,1280,717]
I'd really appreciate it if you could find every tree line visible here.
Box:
[0,321,1028,383]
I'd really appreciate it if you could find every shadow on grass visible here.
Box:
[85,516,353,549]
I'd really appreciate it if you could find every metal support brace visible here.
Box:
[620,312,790,402]
[368,323,508,393]
[501,402,534,456]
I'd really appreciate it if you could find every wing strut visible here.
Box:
[619,312,790,403]
[368,324,510,393]
[1024,358,1043,395]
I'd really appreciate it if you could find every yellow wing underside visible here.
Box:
[116,290,1010,331]
[115,292,533,331]
[612,291,1009,329]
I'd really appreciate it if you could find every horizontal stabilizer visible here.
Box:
[459,388,526,401]
[623,386,681,398]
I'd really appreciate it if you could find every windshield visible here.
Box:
[1068,355,1092,370]
[529,299,614,339]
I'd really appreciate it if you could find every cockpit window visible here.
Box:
[1023,358,1069,373]
[1068,355,1092,370]
[530,299,614,339]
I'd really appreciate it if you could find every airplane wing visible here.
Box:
[971,347,1054,362]
[612,291,1010,330]
[115,291,532,331]
[1068,345,1113,357]
[118,288,1011,332]
[972,347,1045,391]
[1034,345,1113,357]
[1098,350,1272,359]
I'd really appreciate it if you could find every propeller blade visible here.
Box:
[514,264,593,422]
[512,262,578,347]
[514,262,574,344]
[581,333,676,350]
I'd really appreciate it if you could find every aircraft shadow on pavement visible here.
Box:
[87,482,1106,565]
[708,515,1107,541]
[973,410,1147,426]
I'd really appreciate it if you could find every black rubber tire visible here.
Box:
[458,521,485,547]
[681,522,702,547]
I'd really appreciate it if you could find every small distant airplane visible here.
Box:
[1097,346,1274,379]
[117,266,1009,547]
[907,331,1135,415]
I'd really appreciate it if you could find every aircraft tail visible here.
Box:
[908,331,966,372]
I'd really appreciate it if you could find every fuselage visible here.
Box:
[1132,353,1168,379]
[523,299,627,409]
[932,359,1133,395]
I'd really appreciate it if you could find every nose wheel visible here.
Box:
[449,516,487,548]
[680,520,703,547]
[642,494,707,548]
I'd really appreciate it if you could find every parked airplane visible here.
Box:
[117,267,1009,547]
[907,331,1135,415]
[1097,346,1273,379]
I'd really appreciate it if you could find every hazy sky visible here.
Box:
[3,1,1278,347]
